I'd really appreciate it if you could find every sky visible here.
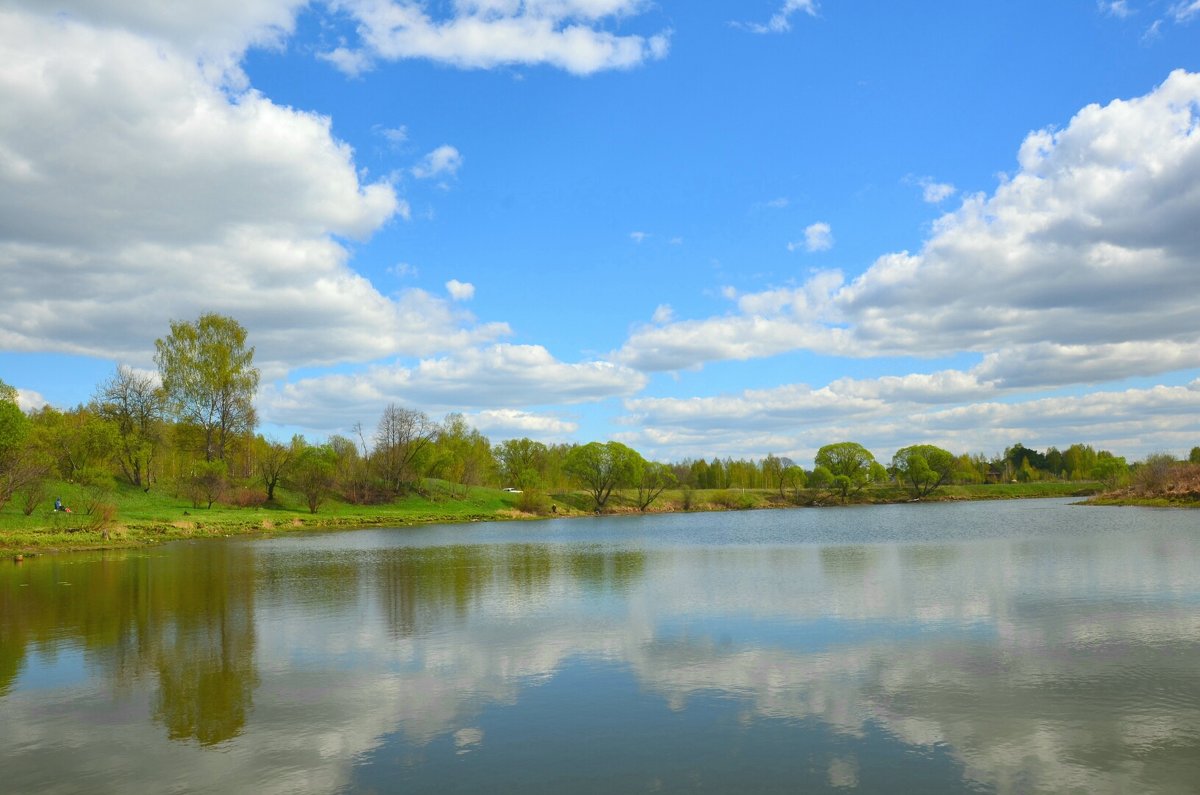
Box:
[3,0,1200,465]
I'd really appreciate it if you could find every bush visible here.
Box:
[1134,453,1175,495]
[516,489,552,515]
[227,486,266,508]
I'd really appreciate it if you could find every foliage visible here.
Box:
[892,444,955,498]
[815,442,880,496]
[155,313,259,461]
[185,459,227,509]
[93,365,165,487]
[633,460,675,511]
[565,441,641,510]
[1091,456,1129,490]
[290,445,337,513]
[255,435,298,502]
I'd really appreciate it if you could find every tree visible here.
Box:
[155,313,259,461]
[891,444,955,498]
[496,438,549,491]
[814,442,879,494]
[565,441,640,510]
[373,404,436,494]
[256,435,298,502]
[1091,456,1128,490]
[430,413,494,497]
[93,365,165,487]
[808,465,833,492]
[780,465,807,501]
[0,380,43,511]
[1189,446,1200,465]
[633,460,675,511]
[290,445,336,513]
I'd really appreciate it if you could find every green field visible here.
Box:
[0,478,1105,555]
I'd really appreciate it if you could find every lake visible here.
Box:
[2,498,1198,793]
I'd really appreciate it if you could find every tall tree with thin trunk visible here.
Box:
[155,313,259,462]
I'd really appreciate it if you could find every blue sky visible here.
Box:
[3,0,1200,464]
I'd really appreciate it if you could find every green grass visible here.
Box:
[1,477,1104,555]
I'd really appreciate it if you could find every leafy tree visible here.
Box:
[155,313,259,461]
[290,445,337,513]
[565,441,640,510]
[430,413,494,497]
[0,380,43,511]
[633,460,675,511]
[815,442,879,494]
[808,465,833,492]
[891,444,955,498]
[1190,446,1200,465]
[781,465,807,501]
[496,438,549,490]
[27,405,117,481]
[256,435,298,502]
[1091,456,1128,490]
[93,365,165,487]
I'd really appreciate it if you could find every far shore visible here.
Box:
[0,480,1127,557]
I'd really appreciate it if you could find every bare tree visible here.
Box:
[373,405,436,494]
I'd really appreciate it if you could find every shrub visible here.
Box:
[516,489,552,515]
[227,486,266,508]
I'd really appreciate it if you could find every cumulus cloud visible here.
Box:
[445,279,475,301]
[260,344,647,429]
[619,71,1200,390]
[736,0,819,34]
[15,388,48,412]
[412,144,464,179]
[913,176,956,203]
[322,0,671,76]
[0,7,521,377]
[466,408,579,439]
[794,221,833,252]
[621,378,1200,463]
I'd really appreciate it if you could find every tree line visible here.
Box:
[2,313,1196,517]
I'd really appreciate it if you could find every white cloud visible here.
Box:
[4,0,307,85]
[621,378,1200,463]
[261,343,648,430]
[378,124,409,146]
[619,70,1200,396]
[651,304,674,324]
[412,144,464,179]
[915,176,956,203]
[0,7,518,376]
[629,231,649,243]
[1101,1,1134,18]
[15,388,48,412]
[805,221,834,251]
[736,0,818,34]
[466,408,578,439]
[323,0,670,76]
[445,279,475,301]
[1170,1,1200,21]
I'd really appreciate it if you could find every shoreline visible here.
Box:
[2,482,1114,557]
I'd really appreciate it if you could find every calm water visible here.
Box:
[2,499,1199,794]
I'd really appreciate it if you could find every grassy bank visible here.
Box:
[0,478,1105,555]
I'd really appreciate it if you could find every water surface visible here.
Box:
[2,499,1198,793]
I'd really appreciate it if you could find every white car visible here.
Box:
[502,487,523,493]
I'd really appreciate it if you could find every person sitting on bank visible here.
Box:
[54,497,66,512]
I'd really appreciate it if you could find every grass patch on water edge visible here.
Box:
[2,479,1105,555]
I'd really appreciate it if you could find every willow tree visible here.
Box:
[891,444,955,498]
[155,313,259,462]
